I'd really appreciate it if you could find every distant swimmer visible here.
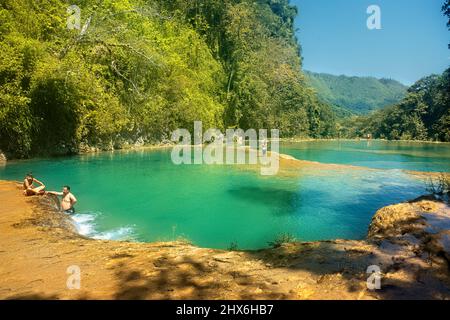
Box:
[261,139,267,156]
[47,186,77,214]
[23,172,46,196]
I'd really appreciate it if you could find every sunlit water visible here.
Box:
[280,140,450,172]
[1,140,449,249]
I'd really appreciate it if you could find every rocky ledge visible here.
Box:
[0,180,449,300]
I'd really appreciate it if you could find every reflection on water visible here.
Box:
[0,140,446,249]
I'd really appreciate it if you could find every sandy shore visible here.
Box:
[1,180,450,300]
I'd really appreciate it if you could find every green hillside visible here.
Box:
[0,0,336,159]
[340,68,450,142]
[305,71,408,115]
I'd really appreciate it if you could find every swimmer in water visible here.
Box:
[47,186,77,214]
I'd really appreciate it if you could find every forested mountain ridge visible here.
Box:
[340,68,450,141]
[305,71,408,115]
[0,0,336,159]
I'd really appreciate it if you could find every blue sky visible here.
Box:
[292,0,449,85]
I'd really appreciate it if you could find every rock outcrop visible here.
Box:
[368,196,450,257]
[366,196,450,298]
[368,196,438,241]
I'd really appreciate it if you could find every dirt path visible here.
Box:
[0,180,449,299]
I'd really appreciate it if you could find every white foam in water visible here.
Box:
[70,212,135,241]
[92,227,135,241]
[71,213,97,236]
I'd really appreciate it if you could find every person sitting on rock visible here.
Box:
[23,172,46,196]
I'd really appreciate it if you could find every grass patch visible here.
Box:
[268,233,297,248]
[228,241,239,251]
[426,173,450,201]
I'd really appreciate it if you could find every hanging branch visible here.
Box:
[110,60,141,95]
[59,4,171,59]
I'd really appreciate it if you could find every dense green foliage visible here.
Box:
[340,68,450,141]
[2,0,447,159]
[0,0,335,158]
[305,71,408,115]
[444,0,450,48]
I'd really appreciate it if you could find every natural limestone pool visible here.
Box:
[1,140,448,249]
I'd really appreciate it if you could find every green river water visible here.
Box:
[1,140,449,249]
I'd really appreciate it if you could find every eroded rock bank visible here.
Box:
[0,180,449,300]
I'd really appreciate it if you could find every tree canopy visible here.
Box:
[0,0,335,158]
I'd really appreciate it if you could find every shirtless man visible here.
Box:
[47,186,77,214]
[23,172,46,196]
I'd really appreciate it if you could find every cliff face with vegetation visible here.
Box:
[0,0,336,159]
[305,71,408,116]
[1,0,448,160]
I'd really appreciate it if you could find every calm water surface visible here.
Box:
[1,140,448,249]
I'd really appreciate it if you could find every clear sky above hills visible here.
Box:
[293,0,449,85]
